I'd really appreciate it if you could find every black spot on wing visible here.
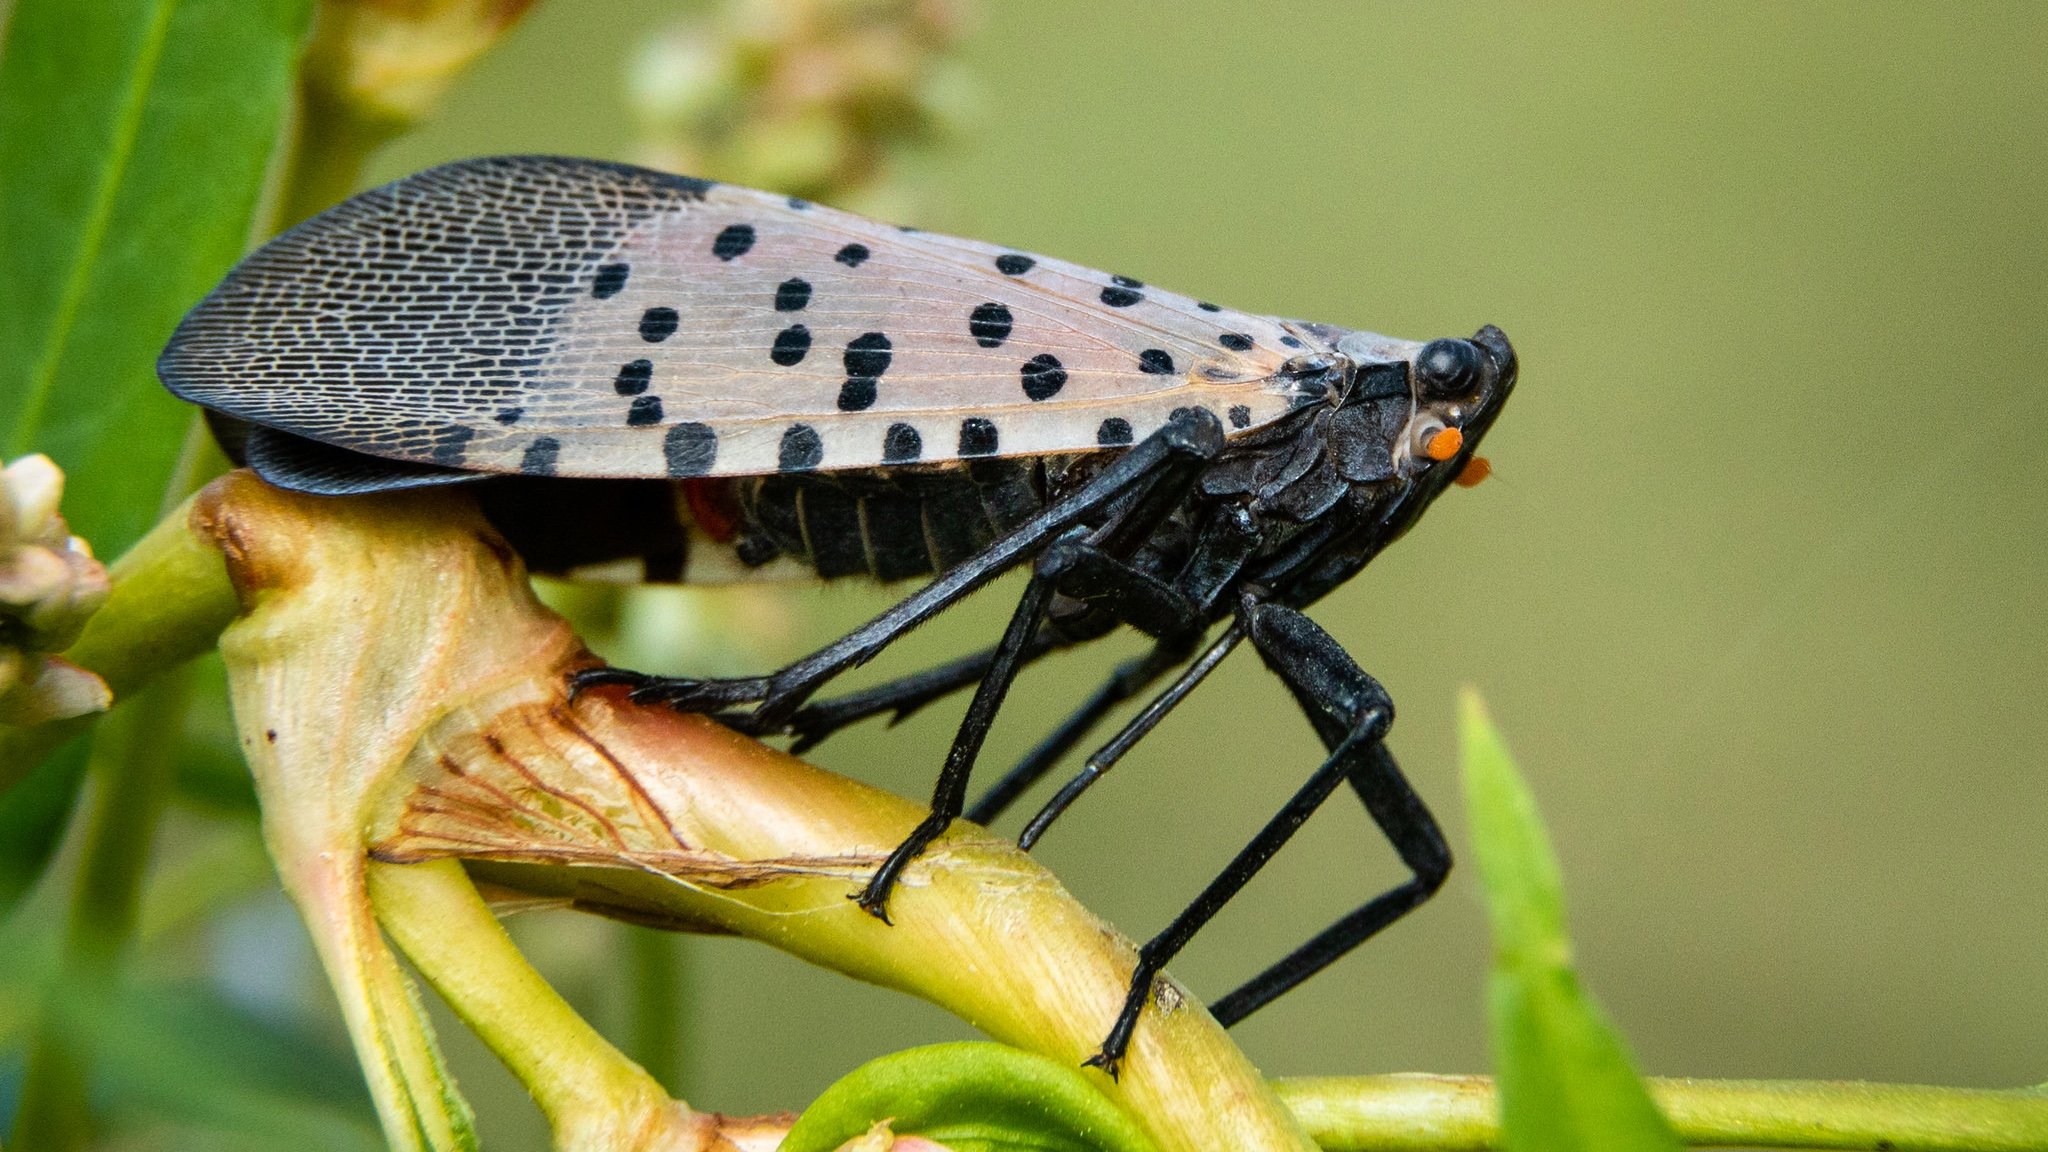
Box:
[1020,354,1065,401]
[787,196,811,210]
[640,307,679,342]
[836,243,870,267]
[771,324,811,366]
[591,263,629,298]
[838,332,892,411]
[614,358,652,394]
[779,424,824,471]
[995,253,1034,275]
[1096,417,1133,446]
[495,407,523,425]
[1196,301,1221,312]
[1279,335,1304,348]
[1228,404,1252,429]
[838,378,878,411]
[969,303,1013,348]
[775,277,811,311]
[1138,349,1176,375]
[1100,285,1142,307]
[712,223,755,261]
[521,437,560,475]
[665,423,717,476]
[844,332,893,377]
[958,418,998,457]
[882,423,922,462]
[627,395,663,425]
[1220,332,1254,351]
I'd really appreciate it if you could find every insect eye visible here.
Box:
[1415,338,1484,401]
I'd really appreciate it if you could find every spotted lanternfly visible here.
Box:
[158,155,1517,1076]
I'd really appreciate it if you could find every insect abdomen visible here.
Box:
[734,459,1049,582]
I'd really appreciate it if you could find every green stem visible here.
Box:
[1277,1074,2048,1152]
[0,490,236,795]
[367,860,690,1149]
[8,668,196,1152]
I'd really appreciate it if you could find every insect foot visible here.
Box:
[570,666,775,718]
[629,674,774,716]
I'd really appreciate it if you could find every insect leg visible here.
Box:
[991,503,1265,834]
[573,409,1225,728]
[1204,603,1450,1029]
[854,423,1239,918]
[1017,625,1242,849]
[1085,598,1442,1079]
[782,634,1059,755]
[780,478,1237,755]
[964,643,1179,825]
[850,531,1078,920]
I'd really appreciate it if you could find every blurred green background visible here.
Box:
[126,1,2048,1146]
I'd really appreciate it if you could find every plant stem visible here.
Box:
[8,668,195,1152]
[367,859,695,1150]
[0,491,236,795]
[1276,1074,2048,1152]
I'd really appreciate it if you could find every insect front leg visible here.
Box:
[571,409,1226,729]
[1083,597,1446,1079]
[791,503,1259,821]
[1018,625,1242,849]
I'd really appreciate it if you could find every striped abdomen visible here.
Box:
[475,458,1054,585]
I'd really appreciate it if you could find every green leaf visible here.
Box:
[782,1042,1161,1152]
[1459,688,1683,1152]
[0,0,313,556]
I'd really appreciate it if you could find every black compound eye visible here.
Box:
[1415,338,1484,401]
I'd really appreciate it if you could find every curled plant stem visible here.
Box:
[190,472,1312,1152]
[1276,1074,2048,1152]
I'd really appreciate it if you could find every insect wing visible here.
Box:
[160,156,1311,480]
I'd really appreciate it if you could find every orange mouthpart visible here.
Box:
[1453,456,1492,487]
[1423,426,1464,462]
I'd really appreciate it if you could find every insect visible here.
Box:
[158,155,1517,1076]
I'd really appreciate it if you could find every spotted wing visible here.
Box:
[160,155,1319,480]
